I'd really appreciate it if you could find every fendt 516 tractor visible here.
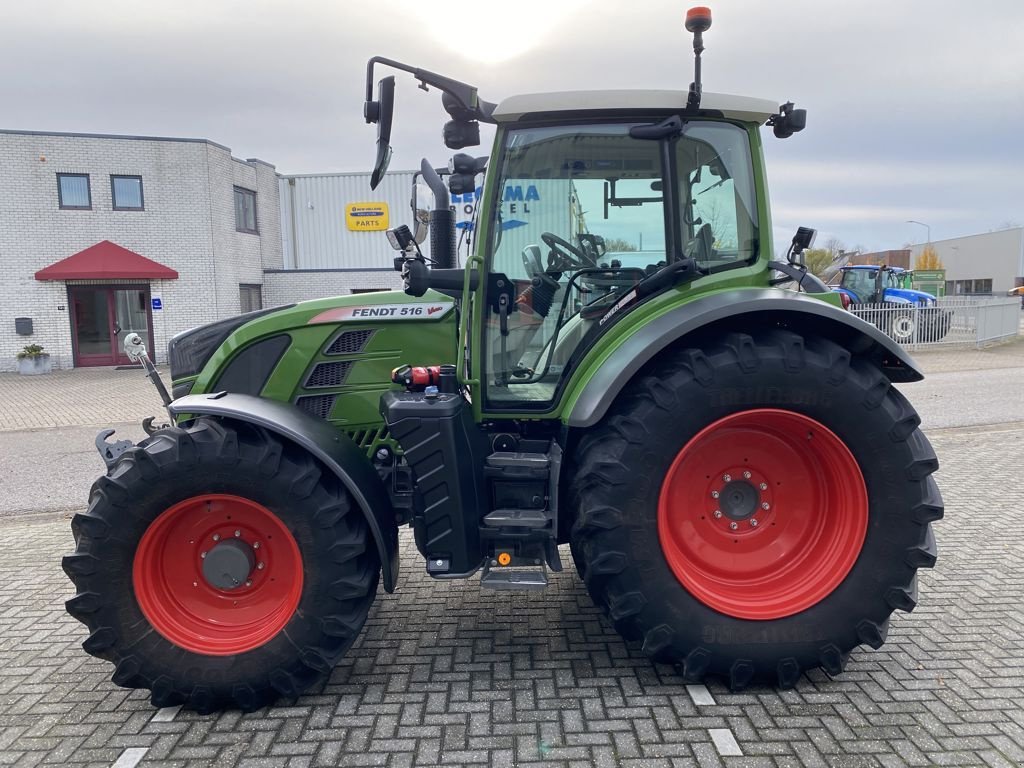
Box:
[64,8,942,712]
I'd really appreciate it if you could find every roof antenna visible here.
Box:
[685,6,712,111]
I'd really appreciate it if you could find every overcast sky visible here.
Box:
[2,0,1022,253]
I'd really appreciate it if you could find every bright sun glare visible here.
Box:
[404,0,591,64]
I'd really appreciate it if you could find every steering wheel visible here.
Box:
[542,232,597,270]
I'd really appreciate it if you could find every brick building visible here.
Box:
[0,129,281,370]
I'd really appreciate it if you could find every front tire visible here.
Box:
[63,418,380,712]
[568,330,942,689]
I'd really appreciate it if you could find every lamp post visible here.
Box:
[907,220,931,243]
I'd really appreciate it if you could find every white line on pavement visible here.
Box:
[150,705,181,722]
[111,747,149,768]
[709,728,743,757]
[686,684,715,706]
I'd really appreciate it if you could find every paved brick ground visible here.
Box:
[0,366,167,432]
[1,423,1023,768]
[0,340,1021,432]
[1,338,1022,767]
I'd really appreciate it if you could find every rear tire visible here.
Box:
[887,310,917,343]
[63,418,380,712]
[568,329,942,689]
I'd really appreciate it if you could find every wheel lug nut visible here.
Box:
[212,533,220,542]
[729,522,738,530]
[253,542,261,550]
[711,490,720,499]
[761,502,770,510]
[723,474,731,482]
[760,483,768,491]
[713,510,723,519]
[257,562,265,570]
[750,518,759,527]
[234,530,241,538]
[245,580,252,587]
[200,551,207,559]
[743,471,751,479]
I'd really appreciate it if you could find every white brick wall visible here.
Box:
[0,130,280,371]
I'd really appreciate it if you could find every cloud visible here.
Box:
[1,0,1022,249]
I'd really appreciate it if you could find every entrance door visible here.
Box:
[70,286,153,367]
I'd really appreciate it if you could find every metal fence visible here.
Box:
[848,296,1021,349]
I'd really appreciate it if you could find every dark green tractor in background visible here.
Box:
[64,8,942,712]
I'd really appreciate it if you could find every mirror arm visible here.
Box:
[365,56,496,123]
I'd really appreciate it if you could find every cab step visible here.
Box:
[480,562,549,591]
[483,508,550,528]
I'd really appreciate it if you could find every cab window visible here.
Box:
[481,120,757,409]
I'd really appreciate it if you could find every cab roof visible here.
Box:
[491,90,780,124]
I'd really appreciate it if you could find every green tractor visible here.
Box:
[64,8,941,712]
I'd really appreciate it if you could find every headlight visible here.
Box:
[168,307,280,380]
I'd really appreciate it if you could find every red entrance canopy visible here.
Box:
[35,240,179,281]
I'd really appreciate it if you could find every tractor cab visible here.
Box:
[364,8,807,415]
[838,265,886,304]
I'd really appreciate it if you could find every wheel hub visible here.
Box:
[202,539,256,590]
[719,480,759,520]
[710,467,773,531]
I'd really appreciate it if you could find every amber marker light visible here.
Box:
[685,6,712,32]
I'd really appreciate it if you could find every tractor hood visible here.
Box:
[170,289,458,435]
[885,288,936,306]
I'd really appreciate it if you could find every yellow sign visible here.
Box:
[346,202,389,231]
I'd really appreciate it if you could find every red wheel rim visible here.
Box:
[657,409,868,620]
[133,494,303,655]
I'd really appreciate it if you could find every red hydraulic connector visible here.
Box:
[391,364,442,390]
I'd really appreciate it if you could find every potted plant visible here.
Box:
[16,344,52,375]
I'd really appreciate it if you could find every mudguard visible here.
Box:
[168,392,400,592]
[567,288,924,428]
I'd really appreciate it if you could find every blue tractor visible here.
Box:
[834,265,951,343]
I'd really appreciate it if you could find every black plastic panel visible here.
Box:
[212,334,291,396]
[381,390,487,575]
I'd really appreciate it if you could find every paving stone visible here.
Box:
[1,337,1023,767]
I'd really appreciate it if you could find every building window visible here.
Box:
[111,175,144,210]
[240,284,263,313]
[57,173,91,209]
[234,186,258,234]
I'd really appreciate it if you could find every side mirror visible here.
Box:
[771,104,807,139]
[787,226,816,264]
[367,76,395,189]
[411,182,432,244]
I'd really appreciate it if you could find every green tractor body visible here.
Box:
[64,8,942,713]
